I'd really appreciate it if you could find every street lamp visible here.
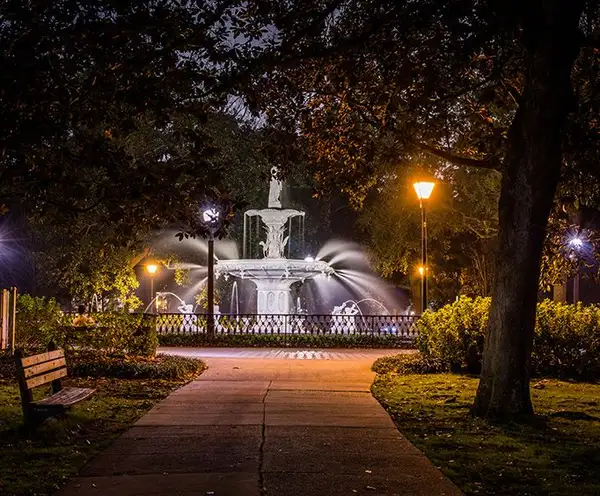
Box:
[145,263,159,314]
[413,181,435,313]
[203,207,220,339]
[568,236,585,303]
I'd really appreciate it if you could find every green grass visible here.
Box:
[0,362,204,495]
[372,373,600,495]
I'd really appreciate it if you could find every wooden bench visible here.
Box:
[14,347,95,428]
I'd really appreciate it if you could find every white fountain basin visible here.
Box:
[216,258,334,314]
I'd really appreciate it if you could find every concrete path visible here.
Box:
[160,346,414,360]
[59,350,462,496]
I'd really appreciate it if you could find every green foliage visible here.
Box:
[67,353,205,380]
[411,297,600,379]
[416,296,490,373]
[533,301,600,379]
[195,287,221,311]
[1,1,236,225]
[358,162,499,305]
[15,294,68,349]
[371,353,445,375]
[159,332,412,349]
[30,231,143,311]
[67,313,158,358]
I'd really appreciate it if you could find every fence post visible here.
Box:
[10,287,17,355]
[0,289,8,350]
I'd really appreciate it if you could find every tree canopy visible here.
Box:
[0,0,241,233]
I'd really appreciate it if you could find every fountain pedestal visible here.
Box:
[255,280,296,314]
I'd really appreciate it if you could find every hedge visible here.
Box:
[15,295,157,357]
[67,352,205,380]
[406,296,600,380]
[0,350,204,381]
[159,332,413,349]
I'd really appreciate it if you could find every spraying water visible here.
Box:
[230,281,239,314]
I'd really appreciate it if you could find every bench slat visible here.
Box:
[34,387,95,407]
[26,367,68,389]
[21,350,65,367]
[23,358,67,378]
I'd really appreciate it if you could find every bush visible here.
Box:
[65,313,158,357]
[412,297,600,380]
[159,332,413,349]
[15,295,68,349]
[67,352,205,380]
[15,295,157,357]
[533,301,600,379]
[416,296,489,373]
[371,353,445,375]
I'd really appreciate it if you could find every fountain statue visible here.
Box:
[268,166,283,208]
[331,301,361,333]
[215,168,334,314]
[259,223,288,259]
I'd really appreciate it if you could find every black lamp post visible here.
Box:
[203,207,220,338]
[413,181,435,313]
[145,263,159,313]
[568,236,584,303]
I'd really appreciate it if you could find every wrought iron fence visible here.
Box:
[150,313,419,340]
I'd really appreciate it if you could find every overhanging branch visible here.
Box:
[419,143,501,171]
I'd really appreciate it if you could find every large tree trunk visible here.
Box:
[473,2,583,418]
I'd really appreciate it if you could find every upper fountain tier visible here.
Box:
[215,168,334,314]
[244,208,304,259]
[242,167,306,260]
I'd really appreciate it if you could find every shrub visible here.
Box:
[65,313,158,357]
[416,296,489,373]
[371,353,445,375]
[67,352,205,380]
[411,297,600,380]
[16,294,68,349]
[159,332,413,349]
[533,301,600,379]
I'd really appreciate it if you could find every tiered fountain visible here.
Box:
[215,169,334,314]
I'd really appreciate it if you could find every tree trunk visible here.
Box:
[473,1,583,418]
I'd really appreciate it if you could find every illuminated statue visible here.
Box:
[268,167,283,208]
[259,224,289,259]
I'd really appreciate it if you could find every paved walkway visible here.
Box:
[59,349,461,496]
[160,346,414,360]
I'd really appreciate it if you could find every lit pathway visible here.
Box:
[59,349,461,496]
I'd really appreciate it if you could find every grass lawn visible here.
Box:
[372,373,600,496]
[0,370,203,495]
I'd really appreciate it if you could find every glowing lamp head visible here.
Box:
[413,181,435,200]
[202,207,220,224]
[146,263,159,275]
[304,256,314,262]
[418,266,425,276]
[569,237,584,249]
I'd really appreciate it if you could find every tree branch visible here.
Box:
[419,143,501,171]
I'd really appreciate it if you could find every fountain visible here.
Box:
[215,168,335,314]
